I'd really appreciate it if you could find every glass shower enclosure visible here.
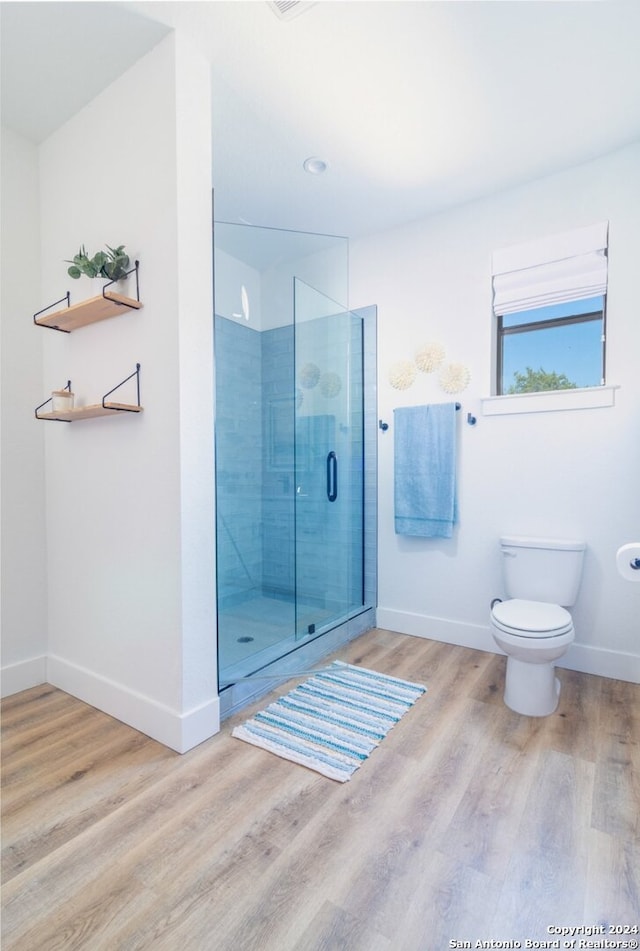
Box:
[214,222,371,694]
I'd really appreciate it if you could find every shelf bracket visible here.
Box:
[102,260,141,308]
[33,293,72,333]
[35,380,72,421]
[34,261,141,332]
[102,363,142,411]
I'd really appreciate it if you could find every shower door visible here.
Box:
[293,279,364,639]
[214,222,367,691]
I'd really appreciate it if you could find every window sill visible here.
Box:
[481,384,620,417]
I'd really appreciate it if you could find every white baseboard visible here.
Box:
[376,608,497,653]
[46,654,220,753]
[560,641,640,683]
[376,608,640,684]
[1,655,47,698]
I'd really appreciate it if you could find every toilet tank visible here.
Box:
[500,535,586,606]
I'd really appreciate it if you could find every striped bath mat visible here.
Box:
[232,661,426,782]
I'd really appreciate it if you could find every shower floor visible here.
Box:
[218,593,335,687]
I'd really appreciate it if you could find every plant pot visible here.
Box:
[86,277,109,300]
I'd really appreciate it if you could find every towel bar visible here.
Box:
[380,404,477,431]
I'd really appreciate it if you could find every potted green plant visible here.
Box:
[65,244,130,283]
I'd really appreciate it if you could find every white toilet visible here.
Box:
[490,535,585,716]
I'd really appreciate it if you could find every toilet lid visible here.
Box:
[492,599,573,637]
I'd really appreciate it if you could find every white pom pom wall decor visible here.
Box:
[415,342,445,374]
[388,360,417,390]
[299,362,320,389]
[320,372,341,398]
[439,362,471,395]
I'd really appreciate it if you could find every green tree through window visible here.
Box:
[507,367,578,394]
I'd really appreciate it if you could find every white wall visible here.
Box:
[260,242,349,330]
[214,248,262,326]
[214,239,348,332]
[31,32,216,751]
[0,127,48,694]
[350,142,640,682]
[174,43,217,736]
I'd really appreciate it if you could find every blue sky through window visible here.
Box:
[501,295,604,391]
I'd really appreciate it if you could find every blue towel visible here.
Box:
[394,403,458,538]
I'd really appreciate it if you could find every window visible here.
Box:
[497,295,605,395]
[492,222,608,396]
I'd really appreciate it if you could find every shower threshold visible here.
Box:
[218,600,372,691]
[218,604,375,720]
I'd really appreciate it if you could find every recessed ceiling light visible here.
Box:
[303,156,328,175]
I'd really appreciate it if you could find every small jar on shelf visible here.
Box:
[51,389,74,413]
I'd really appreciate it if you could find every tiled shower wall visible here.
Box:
[261,324,295,597]
[215,309,377,614]
[214,315,263,606]
[215,316,297,605]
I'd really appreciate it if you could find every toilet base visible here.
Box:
[503,657,561,717]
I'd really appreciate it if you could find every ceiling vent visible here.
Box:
[267,1,315,21]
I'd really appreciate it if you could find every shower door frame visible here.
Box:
[216,303,377,717]
[216,226,378,716]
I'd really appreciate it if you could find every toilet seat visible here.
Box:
[491,599,573,638]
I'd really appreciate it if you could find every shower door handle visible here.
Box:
[326,451,338,502]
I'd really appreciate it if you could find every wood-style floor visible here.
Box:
[2,628,639,951]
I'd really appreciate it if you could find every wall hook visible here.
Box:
[467,412,477,426]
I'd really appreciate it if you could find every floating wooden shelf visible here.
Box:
[36,402,144,422]
[34,293,143,333]
[35,364,143,422]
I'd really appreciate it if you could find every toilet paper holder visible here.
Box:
[616,543,640,581]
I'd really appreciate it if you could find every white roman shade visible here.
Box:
[492,221,609,316]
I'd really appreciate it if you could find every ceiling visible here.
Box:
[2,1,640,240]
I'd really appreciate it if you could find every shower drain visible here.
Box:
[237,636,254,643]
